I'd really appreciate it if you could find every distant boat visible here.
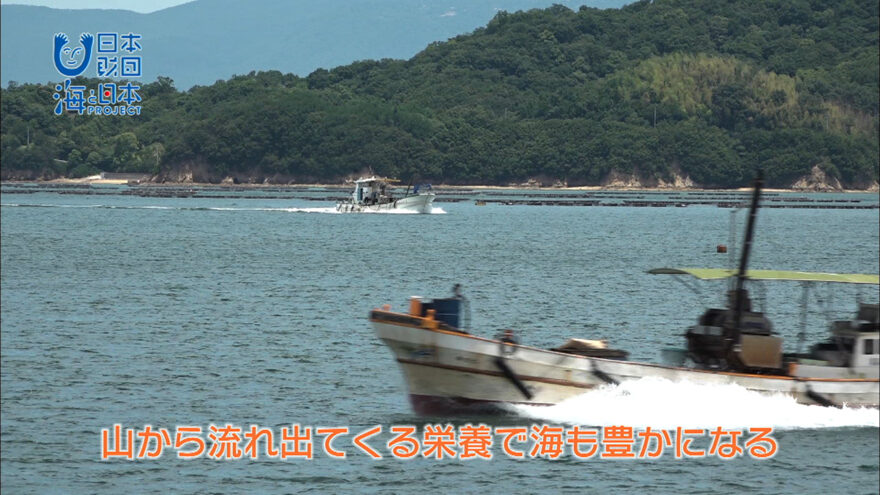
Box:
[336,176,434,213]
[370,175,879,414]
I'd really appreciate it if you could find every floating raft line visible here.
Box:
[2,183,878,209]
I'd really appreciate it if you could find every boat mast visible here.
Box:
[732,171,763,331]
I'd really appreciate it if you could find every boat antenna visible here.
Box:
[727,205,743,291]
[732,171,763,331]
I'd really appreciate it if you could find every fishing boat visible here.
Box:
[370,175,879,414]
[336,176,435,213]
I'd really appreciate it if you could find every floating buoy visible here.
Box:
[717,244,728,253]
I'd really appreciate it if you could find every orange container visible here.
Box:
[409,297,423,316]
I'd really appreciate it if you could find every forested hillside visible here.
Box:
[2,0,878,188]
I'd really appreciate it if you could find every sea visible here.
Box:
[1,184,878,494]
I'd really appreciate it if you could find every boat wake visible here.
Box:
[329,206,447,214]
[0,203,447,214]
[507,377,879,430]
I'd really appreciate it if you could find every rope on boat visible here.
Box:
[493,357,533,400]
[590,362,619,385]
[804,385,841,408]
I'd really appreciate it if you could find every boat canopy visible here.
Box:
[648,268,879,285]
[353,176,400,183]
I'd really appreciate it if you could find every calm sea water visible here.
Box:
[2,188,878,494]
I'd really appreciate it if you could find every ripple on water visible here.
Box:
[1,193,878,493]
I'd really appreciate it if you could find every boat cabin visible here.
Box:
[350,177,396,206]
[807,303,879,369]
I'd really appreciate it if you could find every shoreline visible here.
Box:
[3,178,877,194]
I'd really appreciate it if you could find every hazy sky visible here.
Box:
[0,0,193,13]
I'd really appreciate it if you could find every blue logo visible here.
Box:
[51,31,143,117]
[53,33,94,77]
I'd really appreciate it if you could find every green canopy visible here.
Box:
[648,268,879,285]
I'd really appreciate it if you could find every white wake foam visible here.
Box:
[324,206,447,214]
[508,377,879,430]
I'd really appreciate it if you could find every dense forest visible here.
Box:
[2,0,878,188]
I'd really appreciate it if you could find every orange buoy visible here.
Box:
[716,244,728,253]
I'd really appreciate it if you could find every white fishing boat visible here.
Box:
[336,176,435,213]
[370,176,879,414]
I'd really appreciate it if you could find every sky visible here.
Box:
[0,0,193,13]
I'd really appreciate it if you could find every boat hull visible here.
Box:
[336,193,434,214]
[372,316,880,413]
